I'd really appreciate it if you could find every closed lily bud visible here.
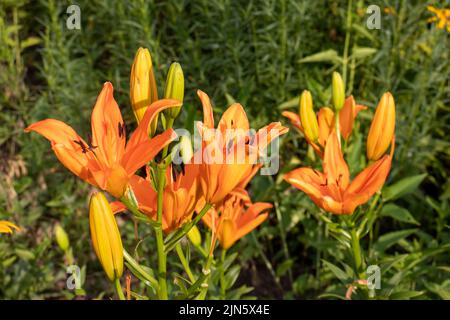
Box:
[89,192,124,282]
[299,90,319,142]
[332,72,345,111]
[54,224,70,252]
[180,135,193,164]
[221,219,234,250]
[367,92,396,161]
[164,62,184,119]
[187,225,202,247]
[130,47,159,134]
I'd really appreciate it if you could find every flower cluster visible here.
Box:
[25,47,288,298]
[283,74,396,215]
[23,47,396,300]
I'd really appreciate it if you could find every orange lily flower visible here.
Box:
[112,163,200,233]
[0,220,20,234]
[196,90,288,205]
[284,131,394,215]
[202,189,272,249]
[282,96,367,156]
[25,82,180,198]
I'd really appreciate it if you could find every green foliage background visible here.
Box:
[0,0,448,299]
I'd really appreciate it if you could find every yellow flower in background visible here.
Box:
[0,220,20,234]
[89,192,124,282]
[384,7,396,15]
[130,47,159,132]
[427,5,450,32]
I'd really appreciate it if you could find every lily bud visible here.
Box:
[221,219,235,250]
[180,135,193,164]
[54,224,70,252]
[130,47,159,134]
[89,192,124,282]
[187,225,202,247]
[164,62,184,119]
[332,72,345,111]
[299,90,319,142]
[367,92,396,161]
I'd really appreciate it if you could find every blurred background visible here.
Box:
[0,0,448,299]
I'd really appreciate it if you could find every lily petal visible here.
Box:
[126,98,181,153]
[284,167,327,206]
[218,103,249,133]
[25,119,98,184]
[282,111,303,131]
[318,107,334,146]
[197,90,215,129]
[344,138,395,213]
[91,82,126,167]
[122,128,177,176]
[323,132,350,189]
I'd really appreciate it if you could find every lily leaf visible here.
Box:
[380,204,420,225]
[382,174,427,201]
[374,229,417,253]
[298,49,342,64]
[322,259,351,283]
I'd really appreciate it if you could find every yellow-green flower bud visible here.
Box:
[54,224,70,252]
[187,225,202,247]
[299,90,319,142]
[89,192,124,282]
[164,62,184,119]
[332,71,345,111]
[180,135,193,164]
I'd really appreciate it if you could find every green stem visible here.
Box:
[250,233,283,291]
[197,253,214,300]
[219,249,227,299]
[114,278,125,300]
[351,228,364,279]
[274,199,293,285]
[123,249,158,288]
[164,203,213,253]
[155,165,168,299]
[119,195,160,228]
[176,243,195,283]
[162,117,175,158]
[342,0,353,86]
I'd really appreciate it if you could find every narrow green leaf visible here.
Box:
[389,290,424,300]
[350,47,377,59]
[322,259,351,283]
[225,265,241,290]
[298,49,342,64]
[277,97,299,110]
[382,174,427,201]
[374,229,417,253]
[380,204,420,225]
